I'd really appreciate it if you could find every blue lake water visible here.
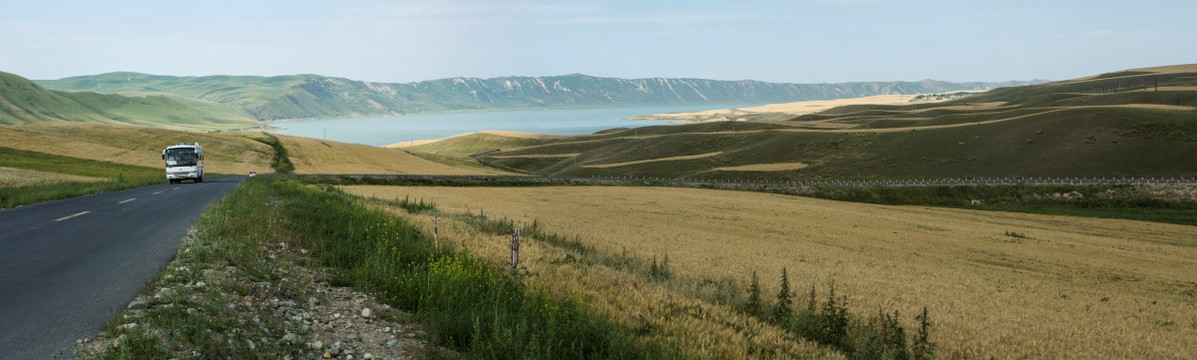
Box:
[274,104,756,146]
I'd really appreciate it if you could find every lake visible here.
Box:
[274,104,755,146]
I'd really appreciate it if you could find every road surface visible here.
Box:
[0,177,243,359]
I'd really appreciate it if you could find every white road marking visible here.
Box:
[118,198,136,204]
[173,187,181,190]
[54,211,90,222]
[152,191,164,195]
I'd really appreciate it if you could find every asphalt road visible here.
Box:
[0,176,243,359]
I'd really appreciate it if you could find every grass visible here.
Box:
[90,176,674,358]
[295,174,1197,227]
[358,188,837,358]
[797,183,1197,227]
[0,178,162,209]
[0,146,161,179]
[401,132,558,156]
[0,147,164,208]
[441,207,933,359]
[278,134,503,175]
[343,185,1197,359]
[468,67,1197,182]
[252,133,294,173]
[274,180,663,359]
[0,123,277,175]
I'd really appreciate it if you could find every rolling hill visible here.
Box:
[0,71,260,130]
[36,72,1042,121]
[435,65,1197,180]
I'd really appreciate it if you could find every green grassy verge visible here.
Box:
[271,178,663,358]
[93,176,670,358]
[0,147,161,179]
[0,147,165,208]
[0,179,162,209]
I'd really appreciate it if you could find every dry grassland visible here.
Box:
[0,123,274,175]
[486,153,579,159]
[385,131,567,149]
[0,167,104,186]
[634,94,941,122]
[279,135,504,175]
[344,185,1197,359]
[709,163,810,172]
[582,152,723,169]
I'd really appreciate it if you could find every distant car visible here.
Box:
[249,171,257,177]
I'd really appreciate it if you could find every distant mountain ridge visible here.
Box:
[37,73,1045,121]
[0,71,258,129]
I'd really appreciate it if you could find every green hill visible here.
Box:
[37,72,1043,121]
[463,65,1197,180]
[0,71,260,129]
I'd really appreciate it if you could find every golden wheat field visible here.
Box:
[343,185,1197,359]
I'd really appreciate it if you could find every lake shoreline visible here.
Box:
[274,104,762,147]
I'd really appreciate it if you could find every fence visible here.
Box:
[293,173,1197,189]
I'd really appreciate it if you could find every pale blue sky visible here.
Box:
[2,0,1194,83]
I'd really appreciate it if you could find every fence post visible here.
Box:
[511,228,520,279]
[433,216,439,250]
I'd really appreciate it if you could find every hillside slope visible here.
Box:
[459,65,1197,180]
[0,71,259,130]
[37,72,1043,121]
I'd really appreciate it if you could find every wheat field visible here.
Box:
[344,185,1197,359]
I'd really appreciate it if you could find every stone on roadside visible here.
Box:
[386,339,398,348]
[361,308,373,318]
[282,332,301,344]
[127,299,149,310]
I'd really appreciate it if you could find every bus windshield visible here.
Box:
[165,148,198,167]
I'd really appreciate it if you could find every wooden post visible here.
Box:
[433,216,439,249]
[511,228,520,278]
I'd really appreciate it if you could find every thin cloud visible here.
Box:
[1081,29,1119,37]
[551,12,767,25]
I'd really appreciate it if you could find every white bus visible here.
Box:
[162,143,204,184]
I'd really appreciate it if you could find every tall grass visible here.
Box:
[253,178,666,359]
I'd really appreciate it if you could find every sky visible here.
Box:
[2,0,1194,84]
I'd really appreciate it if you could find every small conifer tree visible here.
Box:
[773,267,793,324]
[745,270,763,317]
[913,307,935,360]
